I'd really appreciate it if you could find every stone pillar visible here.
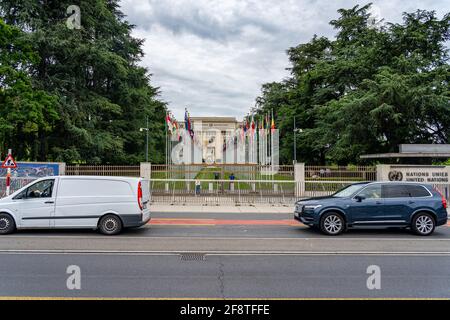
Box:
[140,162,151,180]
[59,163,66,175]
[294,163,305,198]
[376,165,391,181]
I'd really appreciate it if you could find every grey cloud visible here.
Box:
[120,0,450,120]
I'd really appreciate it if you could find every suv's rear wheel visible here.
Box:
[412,213,435,236]
[98,214,123,235]
[0,213,16,235]
[320,212,345,236]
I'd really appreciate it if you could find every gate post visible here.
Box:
[376,165,390,181]
[59,163,66,175]
[294,163,305,198]
[140,162,151,179]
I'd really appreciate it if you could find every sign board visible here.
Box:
[0,162,60,178]
[377,165,450,184]
[1,154,17,169]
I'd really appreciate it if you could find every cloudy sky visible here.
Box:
[119,0,449,120]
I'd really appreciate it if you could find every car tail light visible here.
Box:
[137,181,143,210]
[434,187,447,209]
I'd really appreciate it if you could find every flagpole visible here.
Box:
[165,112,168,178]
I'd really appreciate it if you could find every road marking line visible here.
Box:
[0,250,449,256]
[4,235,450,241]
[0,297,449,300]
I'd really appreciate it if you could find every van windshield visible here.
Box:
[333,184,367,198]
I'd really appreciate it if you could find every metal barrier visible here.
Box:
[150,179,450,205]
[433,184,450,201]
[150,179,357,205]
[0,177,36,197]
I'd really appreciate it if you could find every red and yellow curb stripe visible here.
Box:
[149,218,303,226]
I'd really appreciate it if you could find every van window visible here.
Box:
[26,180,55,198]
[404,185,431,198]
[58,179,133,197]
[382,185,410,198]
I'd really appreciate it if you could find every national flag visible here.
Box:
[185,109,195,139]
[271,110,276,133]
[166,113,173,134]
[251,115,255,135]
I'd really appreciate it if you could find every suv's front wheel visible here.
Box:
[320,212,345,236]
[412,213,435,236]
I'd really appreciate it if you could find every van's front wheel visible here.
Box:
[99,215,123,235]
[0,213,16,235]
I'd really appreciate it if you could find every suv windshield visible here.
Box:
[333,184,367,198]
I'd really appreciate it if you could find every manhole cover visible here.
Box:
[180,253,206,261]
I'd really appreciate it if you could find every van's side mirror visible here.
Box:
[355,195,365,202]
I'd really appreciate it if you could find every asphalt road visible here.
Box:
[0,211,449,299]
[1,253,450,298]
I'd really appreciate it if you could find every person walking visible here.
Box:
[229,173,235,191]
[195,179,201,196]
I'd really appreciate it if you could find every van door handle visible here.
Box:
[376,201,383,205]
[44,201,54,204]
[408,201,415,204]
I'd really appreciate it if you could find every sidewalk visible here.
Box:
[150,204,450,216]
[150,204,294,214]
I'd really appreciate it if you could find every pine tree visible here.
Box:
[0,0,167,163]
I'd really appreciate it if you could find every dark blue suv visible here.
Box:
[294,182,448,236]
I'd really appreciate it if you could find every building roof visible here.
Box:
[361,144,450,159]
[360,152,450,159]
[190,117,240,123]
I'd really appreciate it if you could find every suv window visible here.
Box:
[382,185,410,198]
[26,180,55,198]
[404,185,430,198]
[357,184,382,199]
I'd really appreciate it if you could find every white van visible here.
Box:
[0,176,151,235]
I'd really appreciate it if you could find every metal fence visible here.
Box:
[305,165,377,181]
[305,166,377,181]
[62,164,376,182]
[151,164,295,181]
[66,165,140,177]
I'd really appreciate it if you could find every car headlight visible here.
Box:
[304,205,322,210]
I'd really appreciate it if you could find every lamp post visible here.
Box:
[140,116,149,162]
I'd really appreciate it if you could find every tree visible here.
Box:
[0,0,167,163]
[255,4,450,165]
[0,19,59,161]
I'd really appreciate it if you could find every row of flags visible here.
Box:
[242,111,276,137]
[166,108,277,140]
